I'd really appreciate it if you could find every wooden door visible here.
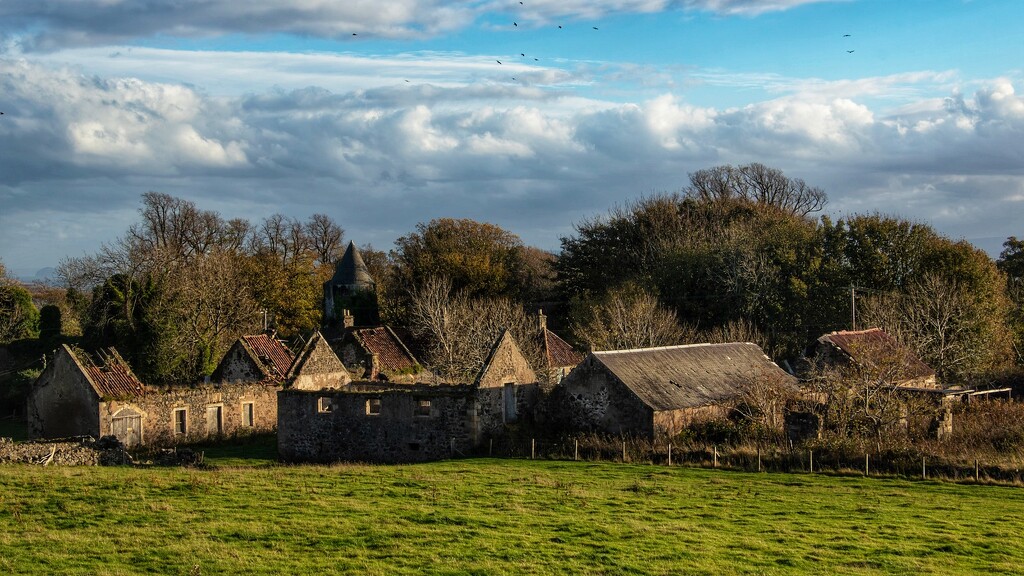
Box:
[111,409,142,447]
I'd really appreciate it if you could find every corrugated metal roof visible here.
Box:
[352,327,418,374]
[593,342,795,411]
[77,348,146,398]
[818,328,935,380]
[544,329,584,369]
[242,334,294,379]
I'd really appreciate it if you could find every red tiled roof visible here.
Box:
[242,334,294,379]
[352,327,418,374]
[818,328,935,380]
[544,329,584,369]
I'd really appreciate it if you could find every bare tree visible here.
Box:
[571,283,688,351]
[305,213,344,267]
[685,163,827,217]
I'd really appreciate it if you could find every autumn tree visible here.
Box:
[685,162,827,217]
[997,237,1024,364]
[393,218,525,299]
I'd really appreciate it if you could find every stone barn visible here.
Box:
[558,342,797,438]
[814,328,937,388]
[28,340,285,448]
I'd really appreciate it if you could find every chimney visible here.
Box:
[343,309,355,329]
[537,309,547,333]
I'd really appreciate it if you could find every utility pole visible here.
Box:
[850,286,856,330]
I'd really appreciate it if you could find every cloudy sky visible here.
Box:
[1,0,1022,277]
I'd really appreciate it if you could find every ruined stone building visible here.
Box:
[557,342,797,438]
[813,328,937,388]
[536,310,584,385]
[28,334,292,448]
[278,330,541,463]
[333,322,427,384]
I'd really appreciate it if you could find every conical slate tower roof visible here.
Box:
[330,241,374,291]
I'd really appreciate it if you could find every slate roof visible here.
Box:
[543,328,584,369]
[329,241,374,291]
[242,334,294,379]
[817,328,935,381]
[350,326,419,374]
[592,342,795,412]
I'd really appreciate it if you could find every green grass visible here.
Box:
[1,459,1024,575]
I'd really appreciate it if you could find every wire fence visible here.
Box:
[473,435,1024,485]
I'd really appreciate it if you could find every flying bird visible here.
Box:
[558,25,562,29]
[593,26,599,30]
[497,60,502,64]
[514,22,518,26]
[521,53,525,57]
[847,50,855,53]
[843,34,851,37]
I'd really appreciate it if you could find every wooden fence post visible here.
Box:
[922,456,926,480]
[757,446,761,473]
[488,438,493,457]
[622,441,626,463]
[531,438,536,460]
[668,444,672,467]
[975,459,979,482]
[865,454,869,476]
[574,439,579,462]
[713,445,718,469]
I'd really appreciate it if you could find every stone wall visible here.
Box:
[652,405,730,438]
[0,437,129,466]
[278,384,474,464]
[101,381,279,447]
[214,342,267,382]
[475,332,540,438]
[27,347,100,440]
[556,357,654,438]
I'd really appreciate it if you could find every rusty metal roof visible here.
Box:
[74,347,146,399]
[817,328,935,380]
[543,328,584,369]
[351,326,419,374]
[242,334,294,379]
[592,342,796,411]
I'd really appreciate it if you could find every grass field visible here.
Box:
[2,451,1024,576]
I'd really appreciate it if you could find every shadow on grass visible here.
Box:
[0,416,27,441]
[149,433,280,468]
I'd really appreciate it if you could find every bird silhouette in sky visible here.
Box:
[593,26,599,30]
[847,50,855,53]
[497,60,502,64]
[843,34,851,37]
[514,22,518,26]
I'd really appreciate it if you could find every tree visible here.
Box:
[0,284,39,343]
[686,163,827,217]
[997,237,1024,364]
[393,218,525,299]
[38,305,62,341]
[569,283,688,351]
[407,276,544,382]
[305,213,345,267]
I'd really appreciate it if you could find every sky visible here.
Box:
[1,0,1023,278]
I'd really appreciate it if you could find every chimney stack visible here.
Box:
[537,309,547,332]
[343,309,355,329]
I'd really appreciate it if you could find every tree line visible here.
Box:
[2,163,1022,390]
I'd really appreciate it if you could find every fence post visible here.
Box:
[922,456,926,480]
[975,459,979,482]
[622,441,626,463]
[865,454,869,476]
[713,445,718,469]
[531,438,536,460]
[574,439,579,461]
[668,444,672,467]
[809,450,814,474]
[757,446,761,473]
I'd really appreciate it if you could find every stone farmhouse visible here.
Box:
[558,342,797,439]
[28,336,290,447]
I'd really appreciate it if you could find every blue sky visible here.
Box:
[1,0,1023,278]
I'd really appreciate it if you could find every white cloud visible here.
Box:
[1,55,1023,272]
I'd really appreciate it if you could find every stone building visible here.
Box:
[557,342,797,438]
[278,383,475,464]
[473,330,539,439]
[212,333,295,384]
[286,331,351,390]
[28,344,280,447]
[323,241,378,327]
[333,323,425,383]
[813,328,938,388]
[536,310,584,385]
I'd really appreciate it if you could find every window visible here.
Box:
[414,399,432,417]
[366,398,381,416]
[173,408,187,436]
[206,405,223,436]
[318,397,333,414]
[242,402,254,427]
